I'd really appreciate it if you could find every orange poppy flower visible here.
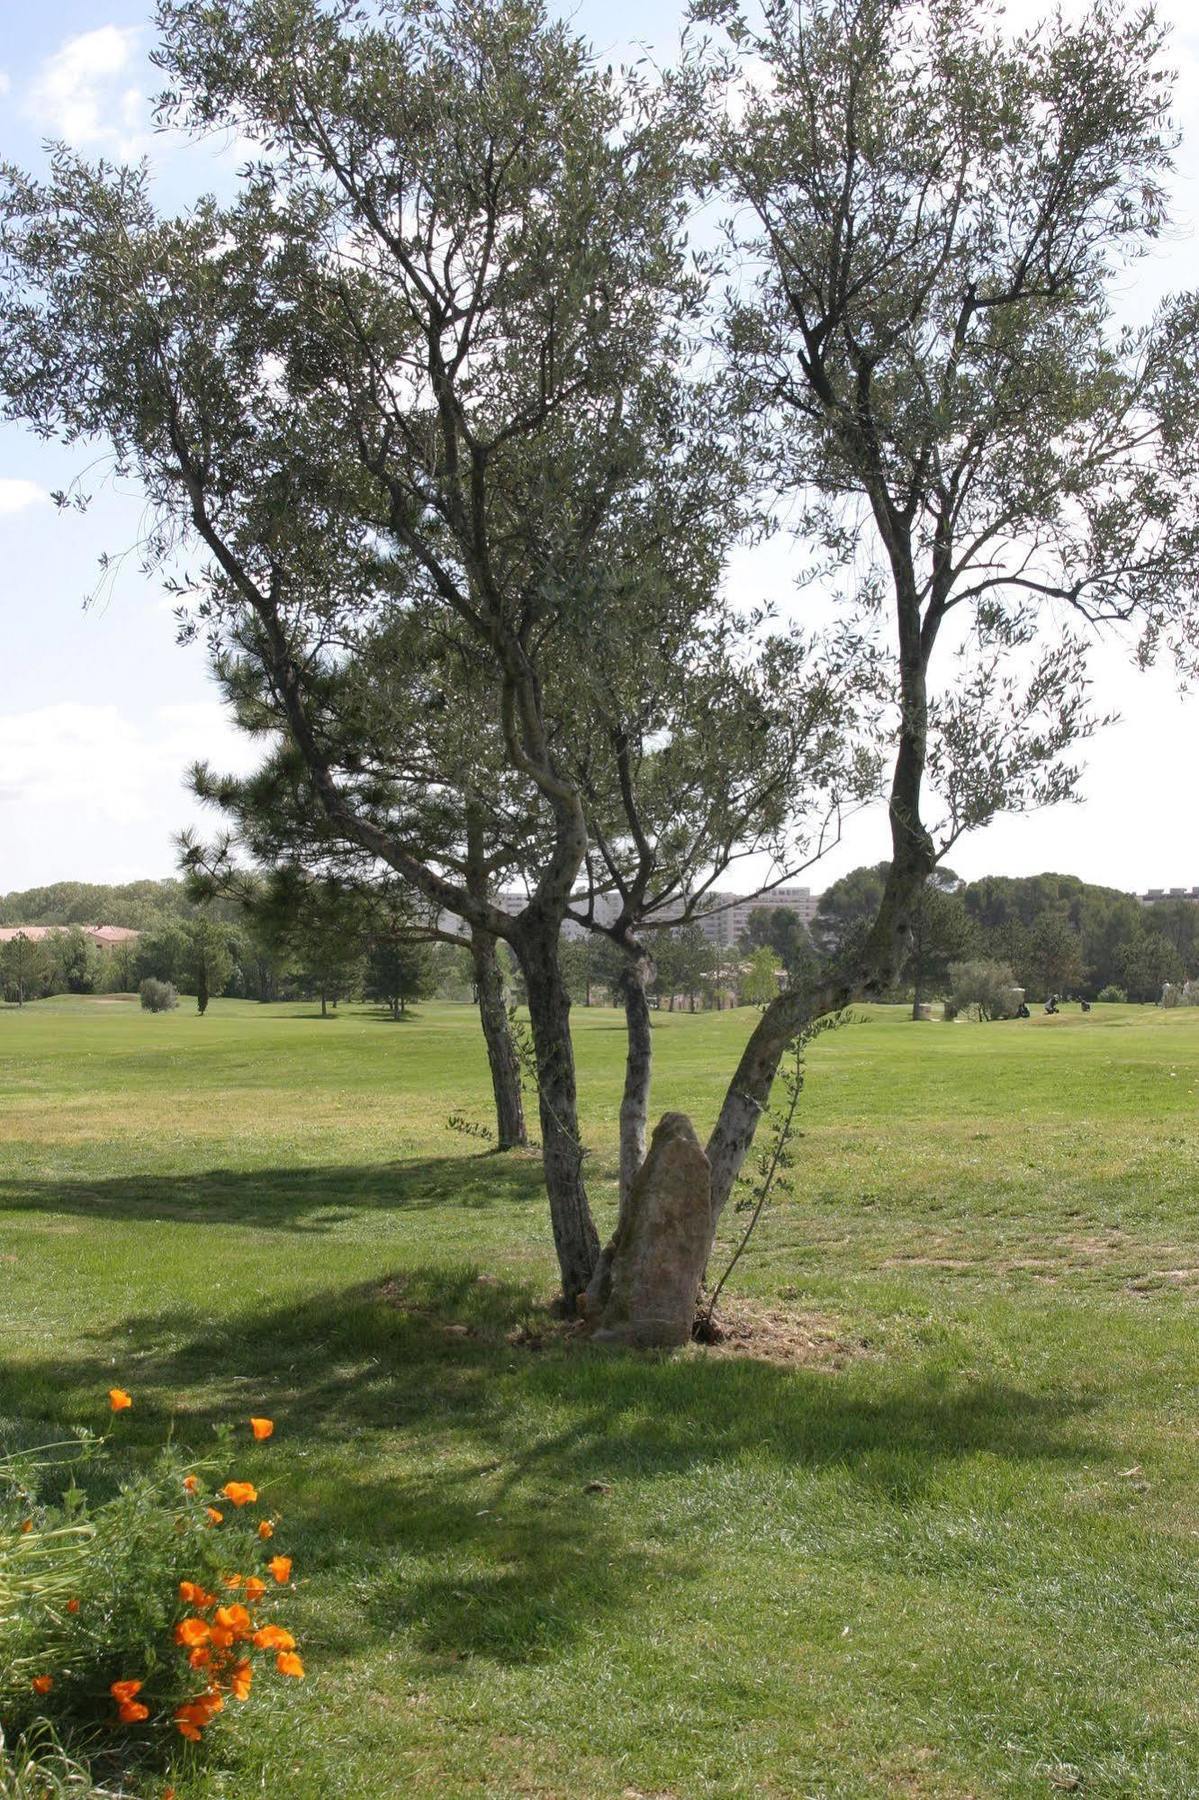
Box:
[205,1507,223,1526]
[187,1647,211,1670]
[214,1603,252,1635]
[178,1580,216,1608]
[118,1699,150,1724]
[108,1388,132,1412]
[220,1480,257,1508]
[175,1692,223,1737]
[163,1789,177,1800]
[66,1598,80,1614]
[249,1417,274,1440]
[267,1554,292,1584]
[31,1674,53,1695]
[230,1659,253,1701]
[257,1519,274,1540]
[20,1518,32,1534]
[252,1624,296,1651]
[209,1625,235,1649]
[182,1474,199,1494]
[223,1573,244,1590]
[275,1651,305,1679]
[174,1618,210,1648]
[243,1575,266,1602]
[110,1679,143,1704]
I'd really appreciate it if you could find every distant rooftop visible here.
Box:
[0,924,141,945]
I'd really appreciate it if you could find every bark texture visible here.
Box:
[515,918,600,1307]
[594,1111,711,1348]
[582,949,654,1313]
[470,925,527,1150]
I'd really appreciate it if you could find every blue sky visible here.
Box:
[0,1,1197,901]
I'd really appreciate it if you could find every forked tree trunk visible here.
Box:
[514,918,599,1309]
[471,925,527,1150]
[704,558,938,1235]
[583,950,654,1313]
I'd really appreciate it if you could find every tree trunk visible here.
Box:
[470,925,527,1150]
[621,960,654,1193]
[513,918,599,1309]
[583,950,654,1312]
[320,989,328,1019]
[705,559,938,1235]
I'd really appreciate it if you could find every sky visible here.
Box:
[0,0,1196,903]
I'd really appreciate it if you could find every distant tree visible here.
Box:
[0,932,48,1005]
[812,865,890,957]
[947,961,1022,1022]
[1143,899,1199,971]
[908,878,976,1018]
[46,926,101,995]
[1117,932,1184,1002]
[559,936,600,1008]
[185,917,236,1016]
[1078,891,1152,995]
[103,937,140,994]
[740,946,783,1008]
[1025,911,1086,1000]
[252,874,366,1018]
[134,924,192,991]
[652,926,713,1012]
[366,934,436,1020]
[740,906,820,986]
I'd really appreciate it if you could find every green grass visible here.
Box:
[3,994,1199,1798]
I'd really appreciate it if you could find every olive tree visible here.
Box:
[0,0,769,1306]
[687,0,1199,1220]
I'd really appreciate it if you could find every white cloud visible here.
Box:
[0,701,260,833]
[0,479,49,516]
[24,26,147,157]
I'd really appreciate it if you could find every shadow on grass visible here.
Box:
[1,1264,1109,1672]
[0,1154,547,1232]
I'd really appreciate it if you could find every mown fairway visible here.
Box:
[2,995,1199,1799]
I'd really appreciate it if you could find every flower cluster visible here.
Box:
[24,1393,304,1751]
[169,1533,302,1743]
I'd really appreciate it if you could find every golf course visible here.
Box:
[3,995,1198,1798]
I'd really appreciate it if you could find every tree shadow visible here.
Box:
[0,1155,547,1233]
[2,1264,1109,1672]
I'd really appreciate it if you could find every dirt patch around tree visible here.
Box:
[378,1273,863,1368]
[688,1297,863,1369]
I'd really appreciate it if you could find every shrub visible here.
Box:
[946,959,1022,1022]
[1,1396,302,1774]
[138,979,178,1013]
[1096,985,1127,1003]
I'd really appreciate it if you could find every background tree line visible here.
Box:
[813,867,1199,1004]
[0,878,466,1012]
[7,865,1193,1011]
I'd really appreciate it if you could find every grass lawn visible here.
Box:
[2,993,1199,1798]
